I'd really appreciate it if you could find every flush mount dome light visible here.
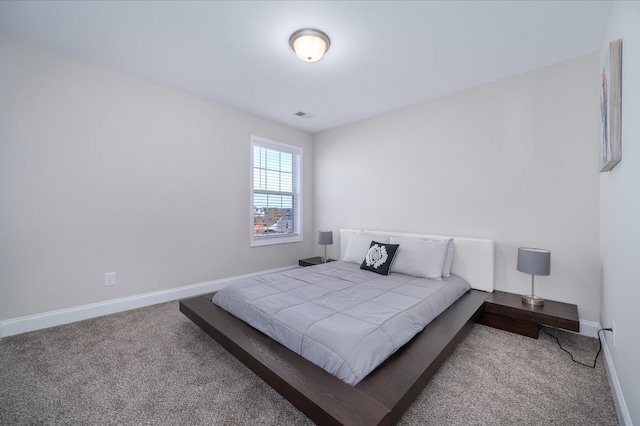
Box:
[289,28,330,63]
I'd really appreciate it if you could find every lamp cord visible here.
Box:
[541,327,612,369]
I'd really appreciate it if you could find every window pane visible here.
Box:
[280,171,292,192]
[251,136,301,245]
[253,168,262,190]
[266,149,279,171]
[280,152,293,173]
[265,170,279,191]
[253,193,294,235]
[253,193,266,234]
[254,193,268,208]
[255,146,265,169]
[281,195,293,209]
[254,147,295,193]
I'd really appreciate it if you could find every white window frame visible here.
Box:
[250,135,303,247]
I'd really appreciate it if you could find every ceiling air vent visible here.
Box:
[294,111,315,119]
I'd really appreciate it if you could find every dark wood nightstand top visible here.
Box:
[479,291,579,338]
[299,257,335,267]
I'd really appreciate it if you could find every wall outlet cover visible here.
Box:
[611,321,616,347]
[104,272,116,287]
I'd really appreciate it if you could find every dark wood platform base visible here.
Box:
[180,289,489,426]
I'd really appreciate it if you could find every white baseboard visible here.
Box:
[0,265,298,339]
[548,320,599,338]
[579,320,601,338]
[601,334,633,426]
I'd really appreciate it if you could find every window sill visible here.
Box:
[251,235,303,247]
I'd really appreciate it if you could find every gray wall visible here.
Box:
[0,36,314,320]
[599,2,640,424]
[313,54,601,322]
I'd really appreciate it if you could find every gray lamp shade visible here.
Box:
[318,230,333,245]
[517,247,550,276]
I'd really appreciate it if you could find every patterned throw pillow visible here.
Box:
[360,241,400,275]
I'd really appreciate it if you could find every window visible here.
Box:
[250,136,302,246]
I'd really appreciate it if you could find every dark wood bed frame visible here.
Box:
[179,288,488,425]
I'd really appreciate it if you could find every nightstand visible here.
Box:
[478,291,579,338]
[298,257,334,267]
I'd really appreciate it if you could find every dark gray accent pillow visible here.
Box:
[360,241,399,275]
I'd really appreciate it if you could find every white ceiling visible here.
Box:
[0,1,610,133]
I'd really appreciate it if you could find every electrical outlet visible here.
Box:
[104,272,116,287]
[611,321,616,347]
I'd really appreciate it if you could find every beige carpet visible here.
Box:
[0,300,618,425]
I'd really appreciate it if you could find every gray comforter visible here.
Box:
[212,260,470,385]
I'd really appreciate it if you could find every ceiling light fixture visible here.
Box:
[289,28,331,63]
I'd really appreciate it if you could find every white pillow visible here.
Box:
[389,236,448,280]
[442,238,455,277]
[343,232,390,264]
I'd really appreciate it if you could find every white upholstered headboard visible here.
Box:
[339,229,495,293]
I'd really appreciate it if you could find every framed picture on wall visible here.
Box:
[600,39,622,172]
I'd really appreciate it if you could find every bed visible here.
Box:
[180,229,494,425]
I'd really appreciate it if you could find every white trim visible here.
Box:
[579,320,601,338]
[0,265,298,339]
[601,332,632,426]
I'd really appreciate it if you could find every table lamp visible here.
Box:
[318,230,333,263]
[517,247,550,306]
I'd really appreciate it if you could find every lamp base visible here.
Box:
[522,294,544,306]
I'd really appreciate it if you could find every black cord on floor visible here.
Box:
[541,327,612,369]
